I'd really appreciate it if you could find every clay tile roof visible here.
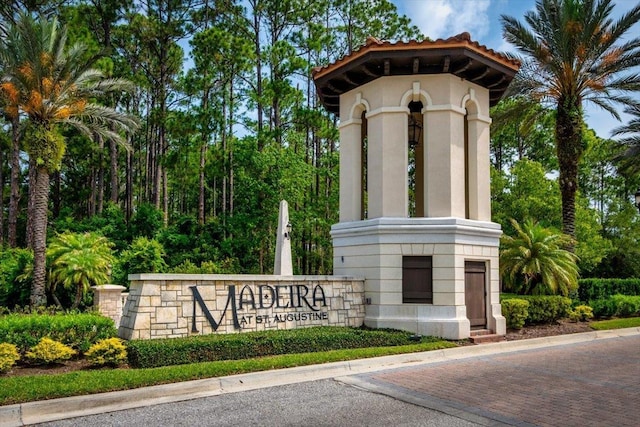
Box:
[313,33,521,114]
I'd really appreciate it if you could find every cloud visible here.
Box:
[403,0,491,41]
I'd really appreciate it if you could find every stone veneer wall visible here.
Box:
[92,285,127,328]
[119,275,365,340]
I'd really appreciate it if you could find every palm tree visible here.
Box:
[501,0,640,241]
[500,219,579,296]
[47,232,115,309]
[0,14,138,306]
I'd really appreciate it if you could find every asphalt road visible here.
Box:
[34,379,476,427]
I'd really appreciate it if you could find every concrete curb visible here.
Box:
[2,327,639,427]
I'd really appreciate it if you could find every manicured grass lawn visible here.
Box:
[0,340,454,405]
[590,317,640,330]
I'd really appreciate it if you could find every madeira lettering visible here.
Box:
[190,284,328,332]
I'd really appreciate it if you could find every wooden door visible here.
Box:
[465,261,486,328]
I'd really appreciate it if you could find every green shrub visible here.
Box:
[502,299,529,329]
[128,203,163,239]
[127,327,439,368]
[568,305,594,322]
[612,295,640,317]
[113,237,167,286]
[590,298,617,318]
[26,337,76,365]
[0,248,33,308]
[501,294,571,324]
[577,279,640,302]
[169,260,221,274]
[0,343,20,373]
[52,203,130,252]
[0,313,117,354]
[590,295,640,318]
[85,338,128,367]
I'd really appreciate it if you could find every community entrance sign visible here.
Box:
[108,33,519,342]
[118,275,364,340]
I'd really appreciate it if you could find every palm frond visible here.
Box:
[1,13,139,171]
[47,232,115,307]
[500,218,578,296]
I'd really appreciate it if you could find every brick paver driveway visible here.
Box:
[342,335,640,427]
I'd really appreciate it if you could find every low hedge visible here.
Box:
[127,326,437,368]
[0,313,117,354]
[577,279,640,302]
[501,299,529,329]
[590,295,640,318]
[501,294,572,325]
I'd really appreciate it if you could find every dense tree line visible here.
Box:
[0,0,421,282]
[2,0,640,309]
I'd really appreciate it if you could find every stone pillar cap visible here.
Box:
[91,284,127,291]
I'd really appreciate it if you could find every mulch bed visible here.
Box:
[505,320,593,341]
[6,359,130,377]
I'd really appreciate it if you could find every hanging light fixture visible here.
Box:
[408,113,422,147]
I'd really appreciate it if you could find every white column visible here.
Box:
[338,120,362,222]
[366,109,408,218]
[424,106,466,218]
[467,114,492,221]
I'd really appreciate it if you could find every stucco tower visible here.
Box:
[313,34,519,339]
